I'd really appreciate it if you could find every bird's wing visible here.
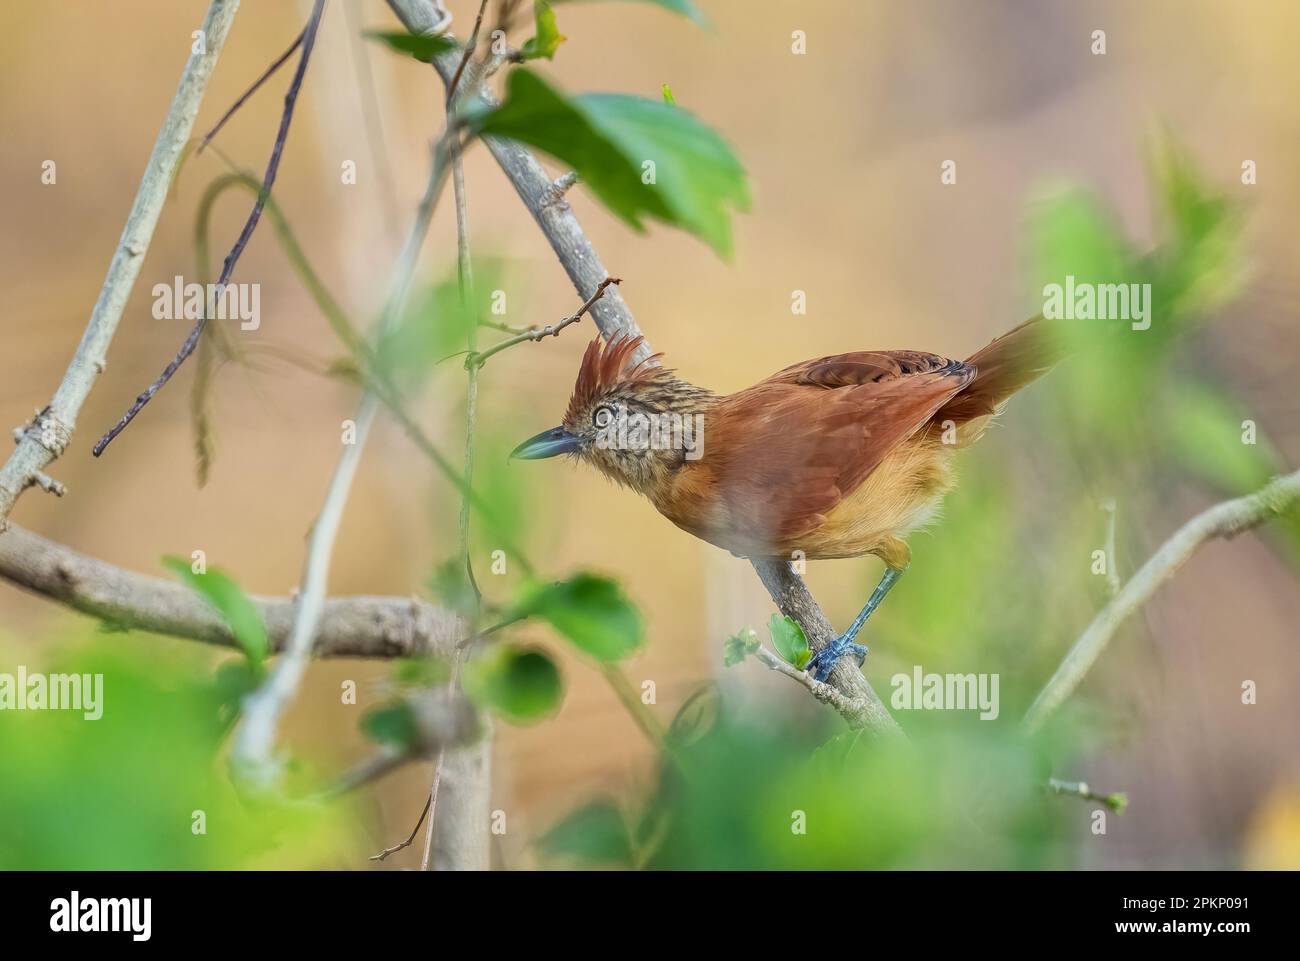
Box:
[703,351,974,548]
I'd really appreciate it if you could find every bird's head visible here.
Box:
[511,334,713,493]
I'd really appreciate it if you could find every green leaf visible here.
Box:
[464,645,564,723]
[538,799,634,866]
[722,626,760,666]
[661,82,675,104]
[365,30,458,64]
[520,1,567,60]
[514,573,644,661]
[163,556,268,671]
[767,613,810,670]
[361,702,419,750]
[467,69,749,257]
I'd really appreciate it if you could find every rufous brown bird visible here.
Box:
[512,318,1061,680]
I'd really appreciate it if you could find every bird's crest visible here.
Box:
[565,334,664,421]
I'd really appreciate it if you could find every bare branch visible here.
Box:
[0,523,461,659]
[197,24,306,154]
[0,0,241,528]
[1044,778,1128,812]
[468,277,620,368]
[1024,469,1300,733]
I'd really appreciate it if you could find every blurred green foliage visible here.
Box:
[0,645,346,869]
[542,706,1069,869]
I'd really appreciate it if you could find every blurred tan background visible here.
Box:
[2,0,1298,868]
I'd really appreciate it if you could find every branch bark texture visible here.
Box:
[0,523,460,659]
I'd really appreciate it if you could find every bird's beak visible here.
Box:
[510,426,582,461]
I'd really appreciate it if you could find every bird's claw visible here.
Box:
[806,636,869,682]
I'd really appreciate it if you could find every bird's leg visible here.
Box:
[806,566,904,682]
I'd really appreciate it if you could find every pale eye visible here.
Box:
[593,405,614,429]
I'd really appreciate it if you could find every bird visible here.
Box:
[511,318,1062,681]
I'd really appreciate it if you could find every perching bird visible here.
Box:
[512,319,1061,680]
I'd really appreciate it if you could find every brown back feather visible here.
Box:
[702,353,974,547]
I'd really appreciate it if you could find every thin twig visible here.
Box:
[445,0,489,105]
[1024,469,1300,733]
[540,171,579,208]
[468,277,620,368]
[371,797,430,861]
[197,25,306,153]
[93,0,328,457]
[1044,778,1129,812]
[0,0,241,527]
[754,647,867,719]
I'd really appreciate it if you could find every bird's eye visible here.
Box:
[593,405,614,429]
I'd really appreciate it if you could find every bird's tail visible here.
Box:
[935,316,1065,428]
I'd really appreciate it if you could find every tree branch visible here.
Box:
[0,0,241,528]
[1024,469,1300,733]
[0,523,460,659]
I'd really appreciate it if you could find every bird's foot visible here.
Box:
[806,635,869,682]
